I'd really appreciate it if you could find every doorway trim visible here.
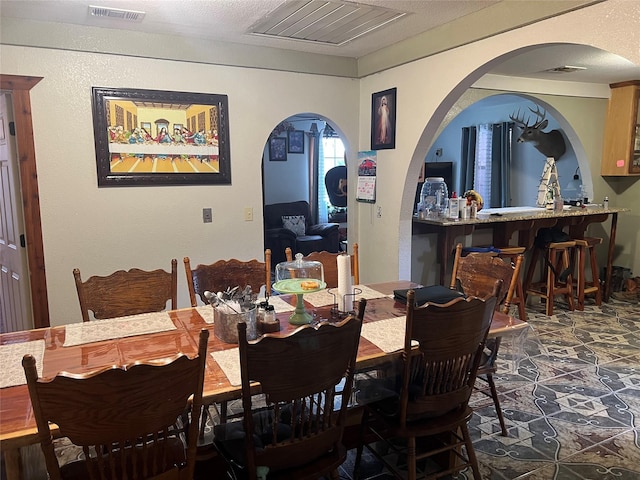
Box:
[1,75,49,328]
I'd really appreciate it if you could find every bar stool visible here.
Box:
[574,237,603,310]
[524,240,576,316]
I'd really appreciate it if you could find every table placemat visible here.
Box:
[212,348,241,386]
[302,289,337,307]
[267,296,296,313]
[353,285,390,300]
[63,312,176,347]
[195,305,215,324]
[361,316,407,353]
[1,340,45,388]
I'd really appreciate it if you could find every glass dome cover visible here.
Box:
[274,253,325,293]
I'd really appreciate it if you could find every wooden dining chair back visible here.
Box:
[22,329,209,480]
[183,249,271,307]
[285,243,359,287]
[355,291,497,480]
[450,243,523,315]
[73,259,178,322]
[214,300,366,480]
[449,243,524,437]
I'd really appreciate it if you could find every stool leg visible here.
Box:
[515,277,527,321]
[590,245,603,306]
[562,248,575,311]
[546,249,555,316]
[577,243,586,311]
[524,248,540,303]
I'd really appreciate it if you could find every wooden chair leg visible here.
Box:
[486,373,508,436]
[407,436,417,480]
[461,424,482,480]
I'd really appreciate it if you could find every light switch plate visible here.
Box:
[203,208,212,223]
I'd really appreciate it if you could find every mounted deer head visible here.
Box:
[509,105,566,160]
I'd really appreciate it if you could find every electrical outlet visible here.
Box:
[435,148,443,157]
[377,206,382,218]
[202,208,212,223]
[244,207,253,221]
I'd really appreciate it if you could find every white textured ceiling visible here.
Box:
[1,0,639,83]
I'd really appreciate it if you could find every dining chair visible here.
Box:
[22,328,209,480]
[73,259,178,322]
[183,250,272,307]
[450,243,524,436]
[354,291,498,480]
[285,242,359,287]
[214,300,366,480]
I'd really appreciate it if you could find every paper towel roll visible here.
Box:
[337,254,353,312]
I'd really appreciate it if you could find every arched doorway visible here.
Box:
[262,114,348,265]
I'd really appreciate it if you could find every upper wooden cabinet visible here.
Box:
[601,80,640,176]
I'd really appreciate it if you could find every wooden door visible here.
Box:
[0,92,33,332]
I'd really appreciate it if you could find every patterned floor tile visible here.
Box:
[351,297,640,480]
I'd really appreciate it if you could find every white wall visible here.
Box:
[1,0,639,326]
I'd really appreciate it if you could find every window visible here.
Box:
[318,133,345,223]
[474,124,492,205]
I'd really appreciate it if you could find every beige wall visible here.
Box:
[1,0,638,325]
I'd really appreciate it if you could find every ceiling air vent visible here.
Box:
[89,5,145,22]
[249,0,407,46]
[542,65,587,74]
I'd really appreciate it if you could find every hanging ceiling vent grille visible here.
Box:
[249,0,407,46]
[542,65,587,74]
[89,5,146,22]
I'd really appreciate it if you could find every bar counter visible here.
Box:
[412,205,629,301]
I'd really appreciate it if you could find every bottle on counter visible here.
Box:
[448,192,459,219]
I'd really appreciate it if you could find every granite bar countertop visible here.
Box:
[413,205,629,227]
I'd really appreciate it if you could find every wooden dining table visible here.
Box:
[0,281,528,480]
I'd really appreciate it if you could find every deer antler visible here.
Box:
[509,108,530,128]
[528,105,547,128]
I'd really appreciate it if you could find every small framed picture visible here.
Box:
[371,87,397,150]
[287,130,305,154]
[269,137,287,161]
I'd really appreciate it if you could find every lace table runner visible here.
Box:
[212,348,241,386]
[361,316,407,353]
[266,296,296,313]
[303,285,388,308]
[1,340,45,388]
[64,312,176,347]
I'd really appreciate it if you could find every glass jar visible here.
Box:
[420,177,449,218]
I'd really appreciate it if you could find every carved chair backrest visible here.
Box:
[73,259,178,322]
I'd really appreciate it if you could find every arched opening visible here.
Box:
[403,43,637,285]
[262,114,348,266]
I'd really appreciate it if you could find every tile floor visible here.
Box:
[339,296,640,480]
